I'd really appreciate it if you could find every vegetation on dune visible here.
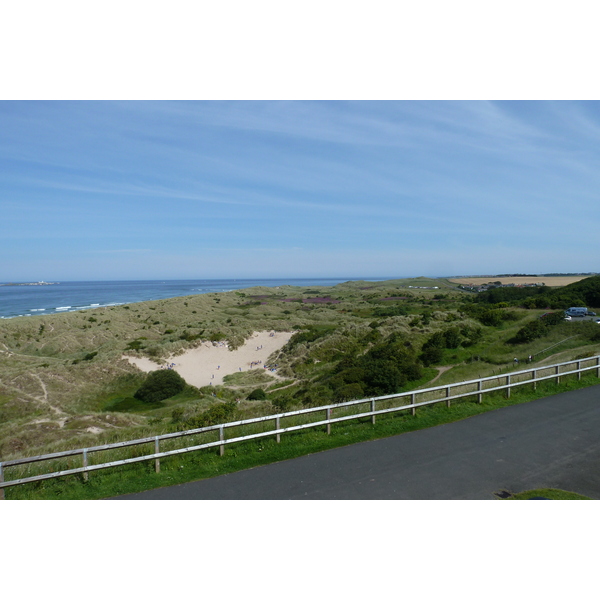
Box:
[133,370,187,403]
[2,275,600,465]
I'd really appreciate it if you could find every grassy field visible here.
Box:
[448,276,590,287]
[2,275,600,479]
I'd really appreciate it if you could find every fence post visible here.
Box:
[477,380,482,404]
[556,365,560,384]
[371,398,376,425]
[577,361,581,381]
[597,356,600,378]
[411,393,416,416]
[446,386,451,408]
[219,426,225,456]
[532,369,537,391]
[276,416,281,443]
[154,437,160,473]
[506,375,511,399]
[0,462,4,500]
[326,407,331,435]
[83,449,88,482]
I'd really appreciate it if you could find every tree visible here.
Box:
[443,328,461,349]
[420,346,443,366]
[134,369,186,403]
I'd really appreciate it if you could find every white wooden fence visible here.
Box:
[1,355,599,498]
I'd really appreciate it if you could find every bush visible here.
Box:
[247,388,267,401]
[509,320,549,344]
[443,328,461,349]
[334,383,365,402]
[134,369,187,403]
[271,396,294,412]
[209,332,226,342]
[126,340,145,351]
[172,400,237,429]
[420,346,443,366]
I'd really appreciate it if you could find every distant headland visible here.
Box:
[0,281,59,286]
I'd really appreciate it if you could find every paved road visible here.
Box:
[113,385,600,500]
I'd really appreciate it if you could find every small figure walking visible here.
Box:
[514,357,519,365]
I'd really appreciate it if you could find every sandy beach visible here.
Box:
[123,330,294,388]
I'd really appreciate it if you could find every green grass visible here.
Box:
[101,385,204,414]
[508,488,591,500]
[2,277,599,469]
[5,368,600,500]
[222,370,275,386]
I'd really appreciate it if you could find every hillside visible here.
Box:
[1,276,600,460]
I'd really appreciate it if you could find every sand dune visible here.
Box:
[123,330,294,388]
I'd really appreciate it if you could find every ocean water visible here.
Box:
[0,278,384,319]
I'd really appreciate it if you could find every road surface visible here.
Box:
[112,385,600,499]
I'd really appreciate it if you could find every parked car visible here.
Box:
[587,311,596,316]
[565,307,588,317]
[564,316,572,321]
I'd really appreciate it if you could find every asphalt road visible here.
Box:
[112,385,600,500]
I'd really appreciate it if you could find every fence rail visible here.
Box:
[2,355,599,497]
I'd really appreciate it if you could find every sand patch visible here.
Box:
[123,330,294,388]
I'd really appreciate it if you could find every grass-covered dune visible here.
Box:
[1,275,600,462]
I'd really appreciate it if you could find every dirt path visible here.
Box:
[427,365,454,386]
[30,373,69,425]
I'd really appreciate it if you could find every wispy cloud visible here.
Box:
[3,100,600,280]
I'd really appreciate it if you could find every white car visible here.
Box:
[564,316,572,321]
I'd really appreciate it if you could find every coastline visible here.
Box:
[0,277,385,319]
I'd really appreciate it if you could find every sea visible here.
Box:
[0,278,387,320]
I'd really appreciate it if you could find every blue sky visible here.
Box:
[2,100,600,281]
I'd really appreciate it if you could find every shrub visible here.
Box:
[509,320,549,344]
[540,312,564,326]
[172,400,237,429]
[479,309,505,326]
[334,383,365,402]
[420,346,443,366]
[443,328,461,349]
[134,369,186,403]
[460,325,483,346]
[271,396,293,412]
[209,332,226,342]
[247,388,267,401]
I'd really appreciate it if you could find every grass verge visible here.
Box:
[507,488,592,500]
[5,370,600,500]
